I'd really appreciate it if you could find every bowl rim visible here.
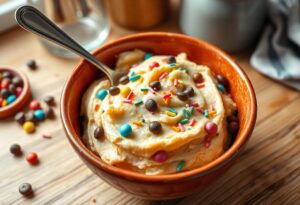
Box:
[61,32,257,183]
[0,67,30,118]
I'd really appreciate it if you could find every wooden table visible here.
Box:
[1,6,300,205]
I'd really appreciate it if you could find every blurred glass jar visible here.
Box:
[180,0,267,52]
[28,0,109,57]
[106,0,170,30]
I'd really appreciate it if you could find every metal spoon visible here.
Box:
[15,5,125,86]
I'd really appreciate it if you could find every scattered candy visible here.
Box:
[119,124,132,137]
[43,96,55,105]
[23,121,35,133]
[144,53,153,60]
[119,75,129,84]
[179,118,189,124]
[203,110,209,117]
[108,86,120,96]
[126,91,135,100]
[149,61,159,70]
[205,122,218,135]
[14,112,25,125]
[42,133,52,139]
[34,109,45,121]
[149,121,162,134]
[29,100,41,110]
[150,81,161,91]
[120,86,131,98]
[152,150,168,163]
[25,111,36,123]
[26,59,37,70]
[19,183,33,197]
[94,126,104,140]
[0,89,10,99]
[10,144,22,156]
[163,93,171,100]
[145,99,158,112]
[26,152,39,165]
[97,89,108,100]
[176,160,185,172]
[44,106,55,119]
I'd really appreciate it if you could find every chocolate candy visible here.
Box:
[1,89,10,99]
[109,86,120,96]
[119,75,129,85]
[43,96,55,105]
[184,87,194,97]
[27,59,37,70]
[94,126,104,139]
[12,76,23,87]
[149,121,162,134]
[26,152,39,165]
[9,84,16,93]
[19,183,33,197]
[119,124,132,137]
[23,121,35,133]
[217,74,229,88]
[14,112,25,124]
[177,92,189,101]
[10,144,22,156]
[145,99,158,112]
[25,111,36,123]
[228,121,239,134]
[44,106,55,119]
[193,73,203,83]
[168,56,176,64]
[149,81,161,91]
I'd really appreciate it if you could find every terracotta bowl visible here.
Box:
[0,68,31,118]
[61,32,257,200]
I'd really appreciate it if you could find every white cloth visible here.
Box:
[250,0,300,90]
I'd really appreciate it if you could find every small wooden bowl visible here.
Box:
[61,32,257,200]
[0,68,31,118]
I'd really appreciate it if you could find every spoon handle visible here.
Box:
[15,6,114,82]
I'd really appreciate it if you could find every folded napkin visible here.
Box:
[250,0,300,90]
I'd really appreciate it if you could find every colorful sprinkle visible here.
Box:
[129,75,141,82]
[169,63,177,67]
[165,111,177,117]
[149,87,156,94]
[120,86,131,97]
[182,109,190,119]
[171,126,180,132]
[140,88,149,92]
[127,91,135,100]
[129,70,135,77]
[159,72,168,80]
[119,124,132,137]
[173,79,178,87]
[138,76,144,83]
[189,106,194,114]
[97,89,108,100]
[189,119,196,126]
[132,120,143,126]
[178,123,185,132]
[163,93,171,100]
[196,108,204,114]
[163,98,171,106]
[176,160,185,172]
[149,61,160,70]
[94,104,100,112]
[141,118,146,123]
[144,53,153,60]
[133,99,143,105]
[168,107,178,114]
[123,99,132,104]
[209,110,217,117]
[196,83,205,88]
[204,109,209,117]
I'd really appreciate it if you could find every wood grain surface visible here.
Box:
[0,2,300,205]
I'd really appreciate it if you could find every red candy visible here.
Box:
[1,80,9,89]
[26,152,39,165]
[29,100,41,110]
[205,122,218,135]
[152,150,168,163]
[16,87,23,97]
[149,61,159,70]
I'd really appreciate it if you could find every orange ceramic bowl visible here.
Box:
[61,32,257,200]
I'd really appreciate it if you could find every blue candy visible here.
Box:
[217,84,225,93]
[97,89,108,100]
[6,95,16,104]
[144,53,153,60]
[34,109,46,121]
[119,124,132,137]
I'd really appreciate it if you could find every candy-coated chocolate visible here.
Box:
[119,124,132,137]
[152,150,168,163]
[29,100,41,110]
[23,121,35,133]
[26,152,39,165]
[34,109,46,121]
[97,89,108,100]
[205,122,218,135]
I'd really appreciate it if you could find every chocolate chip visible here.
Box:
[1,89,10,98]
[177,92,189,101]
[12,76,23,87]
[168,56,176,64]
[94,126,104,140]
[145,99,158,112]
[193,73,204,83]
[217,74,229,88]
[108,86,120,96]
[184,87,194,97]
[119,76,129,85]
[149,121,162,134]
[44,106,55,119]
[26,59,37,70]
[149,81,161,91]
[9,84,16,93]
[19,183,33,197]
[2,71,12,79]
[43,96,55,105]
[10,144,22,156]
[14,112,25,125]
[228,121,239,134]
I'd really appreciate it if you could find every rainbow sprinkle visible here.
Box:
[189,119,196,126]
[149,87,156,94]
[179,118,189,124]
[171,126,180,132]
[204,110,209,117]
[133,99,143,105]
[196,83,205,88]
[168,107,178,114]
[123,99,132,104]
[94,104,100,112]
[176,160,185,172]
[132,120,143,126]
[159,72,168,80]
[165,110,177,117]
[178,123,185,132]
[129,75,141,82]
[127,91,135,100]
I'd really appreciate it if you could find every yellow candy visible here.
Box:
[132,120,143,127]
[23,121,35,133]
[120,86,131,98]
[2,100,7,107]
